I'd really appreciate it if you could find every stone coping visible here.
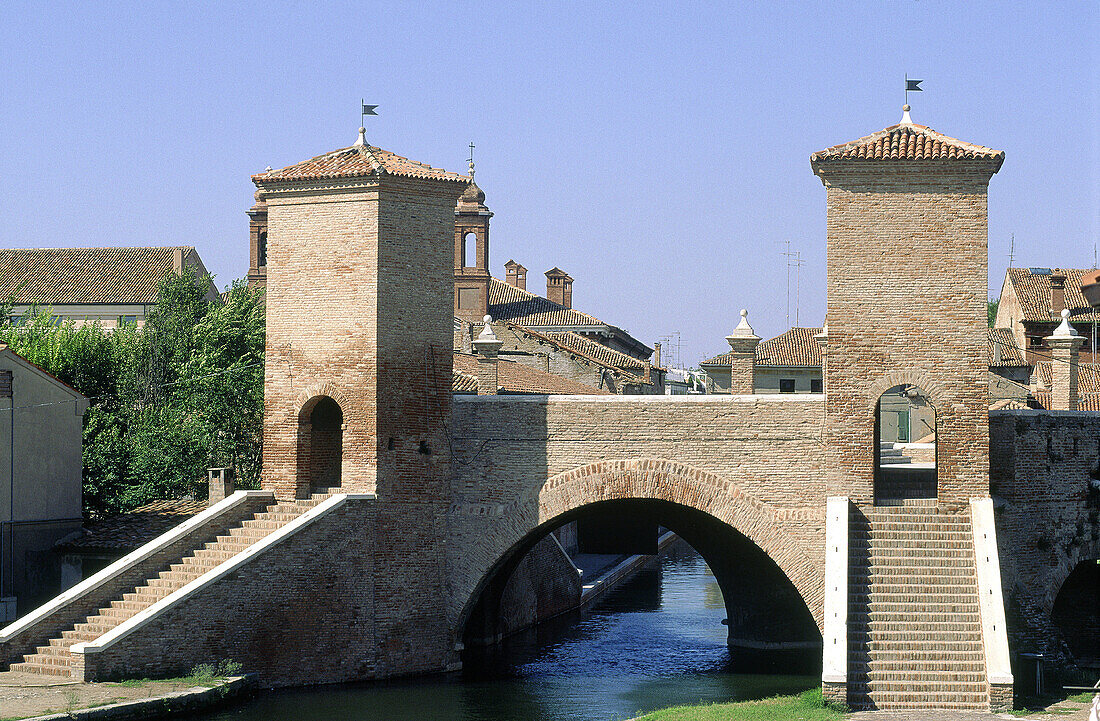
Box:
[0,491,273,643]
[13,675,251,721]
[990,408,1098,417]
[970,497,1013,686]
[455,393,825,404]
[821,497,848,685]
[73,494,375,656]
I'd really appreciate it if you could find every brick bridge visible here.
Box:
[3,119,1099,713]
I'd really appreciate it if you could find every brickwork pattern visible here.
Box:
[814,166,996,504]
[990,410,1100,671]
[446,396,829,644]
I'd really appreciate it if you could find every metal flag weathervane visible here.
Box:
[905,75,923,105]
[361,100,378,128]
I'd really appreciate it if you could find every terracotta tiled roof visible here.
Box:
[987,328,1027,367]
[1006,268,1100,324]
[453,351,609,395]
[1032,361,1100,394]
[811,123,1004,165]
[494,322,648,386]
[252,143,467,185]
[0,247,194,305]
[452,369,479,393]
[543,331,649,371]
[1030,391,1100,412]
[756,327,823,367]
[488,277,606,329]
[58,499,207,552]
[702,327,1028,369]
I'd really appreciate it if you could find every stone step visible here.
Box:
[9,661,73,677]
[850,603,980,614]
[857,648,986,662]
[852,660,986,673]
[852,565,976,578]
[852,611,981,624]
[851,536,972,547]
[848,698,989,710]
[18,651,73,667]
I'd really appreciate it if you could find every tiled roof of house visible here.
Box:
[811,123,1004,164]
[543,331,651,372]
[501,323,649,385]
[702,327,1028,369]
[1033,361,1100,395]
[58,499,208,552]
[488,277,607,328]
[1006,268,1100,324]
[0,247,194,305]
[452,369,479,393]
[987,327,1027,367]
[756,327,823,367]
[1030,391,1100,412]
[453,351,609,395]
[252,143,467,185]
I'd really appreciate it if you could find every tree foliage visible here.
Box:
[0,271,265,516]
[988,298,1000,328]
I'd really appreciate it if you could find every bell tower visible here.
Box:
[454,151,492,323]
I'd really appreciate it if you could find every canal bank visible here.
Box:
[190,539,821,721]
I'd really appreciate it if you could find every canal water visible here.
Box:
[199,541,818,721]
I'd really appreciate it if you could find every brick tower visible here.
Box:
[453,158,492,323]
[811,108,1004,504]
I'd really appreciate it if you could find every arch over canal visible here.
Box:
[454,459,824,656]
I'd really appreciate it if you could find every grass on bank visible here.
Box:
[633,688,845,721]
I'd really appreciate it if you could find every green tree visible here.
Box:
[988,298,1000,328]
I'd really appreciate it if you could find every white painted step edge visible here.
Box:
[0,490,274,642]
[970,497,1013,686]
[73,493,375,656]
[821,496,849,685]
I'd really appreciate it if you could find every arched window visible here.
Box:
[258,231,268,267]
[298,395,343,494]
[463,232,477,267]
[875,384,936,503]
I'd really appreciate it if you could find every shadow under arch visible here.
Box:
[1045,538,1100,667]
[455,459,824,668]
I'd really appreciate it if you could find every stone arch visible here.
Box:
[454,458,825,648]
[1040,537,1100,619]
[866,371,948,414]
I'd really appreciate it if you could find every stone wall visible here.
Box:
[498,534,581,635]
[446,393,829,649]
[990,410,1100,672]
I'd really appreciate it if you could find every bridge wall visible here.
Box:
[445,393,828,646]
[991,410,1100,670]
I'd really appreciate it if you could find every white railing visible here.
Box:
[821,496,849,686]
[970,497,1013,687]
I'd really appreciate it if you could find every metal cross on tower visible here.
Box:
[467,141,476,179]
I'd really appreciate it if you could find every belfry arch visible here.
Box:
[453,459,824,658]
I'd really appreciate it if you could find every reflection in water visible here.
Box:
[199,540,817,721]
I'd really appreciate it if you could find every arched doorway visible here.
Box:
[875,384,936,503]
[297,395,343,494]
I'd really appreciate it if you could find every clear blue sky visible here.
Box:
[1,1,1097,366]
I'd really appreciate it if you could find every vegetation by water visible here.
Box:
[634,688,844,721]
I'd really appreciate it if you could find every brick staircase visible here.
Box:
[848,502,989,710]
[9,495,329,677]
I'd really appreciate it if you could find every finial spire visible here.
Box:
[900,104,913,124]
[354,127,366,147]
[1052,308,1080,337]
[467,141,476,181]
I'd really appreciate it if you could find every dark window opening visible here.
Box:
[875,384,937,503]
[258,231,268,267]
[779,378,796,393]
[810,378,823,394]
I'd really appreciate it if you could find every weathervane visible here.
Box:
[361,100,378,128]
[467,141,476,180]
[904,75,922,106]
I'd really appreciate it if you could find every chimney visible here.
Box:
[653,342,662,369]
[505,260,527,291]
[207,467,235,505]
[545,267,573,308]
[1050,273,1066,316]
[172,247,185,274]
[471,315,503,395]
[1045,309,1085,410]
[725,309,762,395]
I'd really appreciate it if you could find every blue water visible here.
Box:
[199,542,817,721]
